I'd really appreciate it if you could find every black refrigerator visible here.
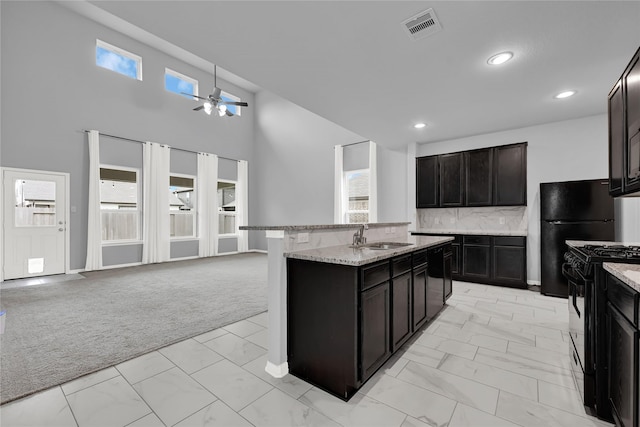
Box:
[540,179,615,297]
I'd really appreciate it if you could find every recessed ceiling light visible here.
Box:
[414,123,427,129]
[554,90,576,99]
[487,51,513,66]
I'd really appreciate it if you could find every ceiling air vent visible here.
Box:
[402,8,442,41]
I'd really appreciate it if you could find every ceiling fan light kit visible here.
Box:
[182,65,248,117]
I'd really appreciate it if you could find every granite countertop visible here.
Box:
[240,222,410,231]
[285,235,454,266]
[567,240,640,248]
[603,263,640,293]
[411,228,527,237]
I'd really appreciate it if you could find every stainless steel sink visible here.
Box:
[351,242,414,250]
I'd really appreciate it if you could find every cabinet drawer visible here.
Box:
[413,250,428,268]
[463,235,491,245]
[493,236,525,247]
[361,261,390,291]
[607,273,639,327]
[392,255,412,277]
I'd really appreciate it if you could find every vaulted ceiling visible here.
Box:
[72,1,640,148]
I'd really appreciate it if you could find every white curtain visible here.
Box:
[368,141,378,223]
[142,142,171,264]
[237,160,249,252]
[85,130,103,271]
[197,152,219,257]
[334,145,344,224]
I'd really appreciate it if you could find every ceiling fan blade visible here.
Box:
[219,101,249,107]
[193,105,205,111]
[225,109,234,117]
[182,92,207,101]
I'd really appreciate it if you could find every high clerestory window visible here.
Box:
[165,68,198,99]
[96,39,142,81]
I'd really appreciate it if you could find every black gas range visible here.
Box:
[563,243,640,421]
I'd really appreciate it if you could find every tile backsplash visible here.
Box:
[417,206,527,234]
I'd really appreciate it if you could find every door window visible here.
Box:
[14,179,56,227]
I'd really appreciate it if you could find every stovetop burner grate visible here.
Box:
[581,245,640,260]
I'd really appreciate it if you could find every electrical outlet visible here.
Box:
[449,217,456,224]
[385,227,391,234]
[499,217,505,225]
[391,227,396,233]
[297,233,309,243]
[434,217,440,225]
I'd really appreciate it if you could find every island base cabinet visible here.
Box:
[361,282,391,381]
[286,242,452,401]
[287,259,359,400]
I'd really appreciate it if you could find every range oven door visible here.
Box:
[563,261,591,403]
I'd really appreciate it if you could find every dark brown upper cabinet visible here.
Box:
[416,156,439,208]
[493,143,527,206]
[439,152,464,207]
[465,148,493,206]
[609,79,625,195]
[609,46,640,197]
[416,142,527,208]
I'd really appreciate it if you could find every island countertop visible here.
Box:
[604,262,640,293]
[284,235,453,266]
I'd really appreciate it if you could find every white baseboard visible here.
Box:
[265,361,288,378]
[169,255,199,262]
[527,280,541,286]
[249,249,268,254]
[68,268,85,274]
[100,262,143,270]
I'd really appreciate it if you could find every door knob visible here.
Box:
[58,228,64,232]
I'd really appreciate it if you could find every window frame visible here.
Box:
[96,39,143,81]
[99,164,142,245]
[220,91,242,117]
[164,67,199,99]
[344,168,370,224]
[169,173,197,241]
[217,178,238,237]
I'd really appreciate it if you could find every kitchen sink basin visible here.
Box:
[351,242,414,250]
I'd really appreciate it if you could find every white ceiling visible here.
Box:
[71,1,639,149]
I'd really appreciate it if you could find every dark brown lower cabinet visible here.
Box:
[361,282,391,381]
[412,233,527,288]
[607,302,638,427]
[391,271,412,352]
[287,242,452,401]
[412,263,428,329]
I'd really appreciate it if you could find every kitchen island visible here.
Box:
[286,235,453,400]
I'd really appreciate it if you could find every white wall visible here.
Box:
[415,114,640,283]
[251,90,409,250]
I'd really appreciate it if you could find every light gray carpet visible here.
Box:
[0,252,268,404]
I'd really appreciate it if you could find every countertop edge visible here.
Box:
[411,229,527,237]
[284,236,454,266]
[241,222,411,231]
[603,262,640,293]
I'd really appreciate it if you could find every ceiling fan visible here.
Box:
[182,65,248,117]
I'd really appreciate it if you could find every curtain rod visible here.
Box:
[82,130,240,162]
[340,140,371,148]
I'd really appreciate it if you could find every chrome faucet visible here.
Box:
[352,224,368,247]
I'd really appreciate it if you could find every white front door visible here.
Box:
[3,169,67,280]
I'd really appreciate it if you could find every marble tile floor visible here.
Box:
[0,281,614,427]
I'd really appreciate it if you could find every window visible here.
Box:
[100,167,140,242]
[96,39,142,80]
[165,68,198,99]
[221,91,242,116]
[169,175,196,238]
[345,169,369,224]
[218,181,237,235]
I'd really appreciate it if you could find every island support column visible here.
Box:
[264,230,288,377]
